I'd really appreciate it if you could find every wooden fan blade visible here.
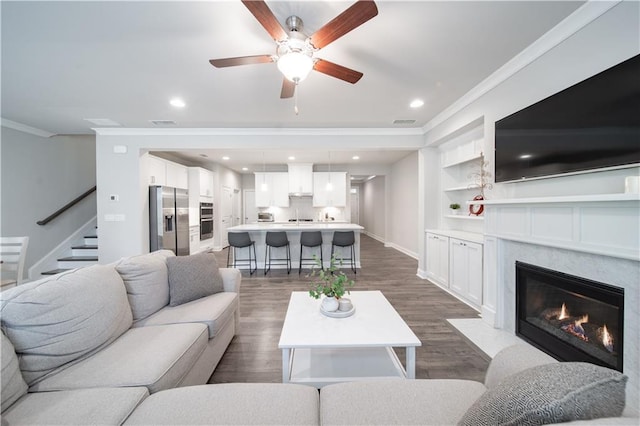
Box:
[313,59,363,84]
[280,78,295,99]
[241,0,288,42]
[309,0,378,49]
[209,55,274,68]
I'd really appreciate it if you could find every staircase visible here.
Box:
[41,234,98,276]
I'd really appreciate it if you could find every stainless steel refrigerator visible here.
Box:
[149,186,190,255]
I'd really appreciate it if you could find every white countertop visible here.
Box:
[228,223,364,232]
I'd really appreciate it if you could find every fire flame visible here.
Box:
[558,303,569,320]
[601,324,614,353]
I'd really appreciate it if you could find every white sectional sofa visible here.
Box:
[0,250,246,424]
[1,249,636,425]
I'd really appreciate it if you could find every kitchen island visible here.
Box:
[226,223,364,271]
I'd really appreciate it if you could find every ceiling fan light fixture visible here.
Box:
[277,51,313,83]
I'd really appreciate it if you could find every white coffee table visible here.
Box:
[278,290,422,388]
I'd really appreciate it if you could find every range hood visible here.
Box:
[288,163,314,196]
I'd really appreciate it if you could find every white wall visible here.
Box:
[425,1,640,201]
[361,176,386,242]
[388,151,419,258]
[1,127,96,275]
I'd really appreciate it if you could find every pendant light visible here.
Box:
[326,151,333,191]
[261,152,268,192]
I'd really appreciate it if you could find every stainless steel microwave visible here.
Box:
[257,212,274,222]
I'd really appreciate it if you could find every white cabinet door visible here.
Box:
[272,172,290,207]
[426,233,449,287]
[313,172,347,207]
[449,237,483,309]
[254,172,289,207]
[148,156,166,186]
[288,163,313,194]
[166,162,188,189]
[199,169,213,197]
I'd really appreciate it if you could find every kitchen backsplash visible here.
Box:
[259,197,345,222]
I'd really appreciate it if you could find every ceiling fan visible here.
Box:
[209,0,378,99]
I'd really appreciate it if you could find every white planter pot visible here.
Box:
[321,296,339,312]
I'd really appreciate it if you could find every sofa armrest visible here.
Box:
[484,344,558,389]
[219,268,241,293]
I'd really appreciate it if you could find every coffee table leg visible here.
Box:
[406,346,416,379]
[282,348,290,383]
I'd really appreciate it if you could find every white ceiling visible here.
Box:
[1,0,584,172]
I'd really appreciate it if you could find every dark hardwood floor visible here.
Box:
[209,234,489,384]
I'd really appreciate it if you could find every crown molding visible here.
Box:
[422,0,622,133]
[92,127,425,137]
[1,118,56,138]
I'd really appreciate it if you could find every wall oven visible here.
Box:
[200,202,213,240]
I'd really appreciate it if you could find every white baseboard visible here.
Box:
[364,231,385,244]
[28,216,97,279]
[416,269,428,279]
[384,242,418,260]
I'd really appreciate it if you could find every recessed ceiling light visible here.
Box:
[242,167,249,171]
[352,156,360,160]
[409,99,424,108]
[519,154,532,159]
[222,156,230,160]
[170,98,186,108]
[288,156,295,160]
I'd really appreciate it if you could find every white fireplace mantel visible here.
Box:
[476,193,639,414]
[470,193,640,261]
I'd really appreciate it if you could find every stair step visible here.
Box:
[71,245,98,256]
[42,268,72,275]
[57,256,98,262]
[84,235,97,245]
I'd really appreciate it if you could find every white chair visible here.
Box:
[1,236,29,289]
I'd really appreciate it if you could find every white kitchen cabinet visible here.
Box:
[165,161,188,189]
[148,156,167,186]
[254,172,289,207]
[449,237,483,309]
[313,172,347,207]
[425,233,449,287]
[288,163,313,194]
[199,169,214,197]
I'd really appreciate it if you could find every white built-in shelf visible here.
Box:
[442,152,482,169]
[445,214,484,221]
[444,185,481,192]
[468,193,639,205]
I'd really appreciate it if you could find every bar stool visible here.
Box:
[227,232,257,275]
[331,231,356,274]
[264,231,291,275]
[299,231,323,274]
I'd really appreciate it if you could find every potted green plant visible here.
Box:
[308,254,355,313]
[449,203,461,215]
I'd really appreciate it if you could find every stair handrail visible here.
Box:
[37,186,97,226]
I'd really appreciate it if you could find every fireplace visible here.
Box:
[516,261,624,372]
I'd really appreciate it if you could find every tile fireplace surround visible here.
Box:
[476,193,639,415]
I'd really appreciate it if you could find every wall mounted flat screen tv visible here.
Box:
[494,54,640,183]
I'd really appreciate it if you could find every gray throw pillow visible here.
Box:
[458,362,627,426]
[167,251,224,306]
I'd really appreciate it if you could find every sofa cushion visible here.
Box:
[30,323,209,394]
[1,387,149,425]
[133,292,238,339]
[459,362,627,426]
[116,249,175,320]
[484,344,558,390]
[1,332,28,412]
[124,383,320,425]
[0,265,133,386]
[167,252,224,306]
[321,379,487,425]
